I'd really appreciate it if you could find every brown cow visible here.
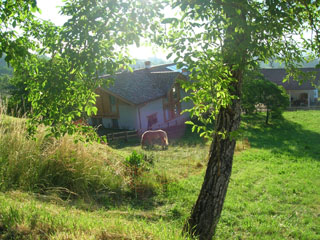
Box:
[141,130,168,150]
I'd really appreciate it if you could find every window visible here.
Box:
[109,95,116,104]
[94,88,119,118]
[173,103,179,116]
[163,83,181,122]
[109,95,117,113]
[147,113,158,129]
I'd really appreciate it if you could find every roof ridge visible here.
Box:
[132,63,175,72]
[99,63,176,79]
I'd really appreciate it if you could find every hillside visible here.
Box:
[0,110,319,239]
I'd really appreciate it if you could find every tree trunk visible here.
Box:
[183,71,243,240]
[181,2,248,238]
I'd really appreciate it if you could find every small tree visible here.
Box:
[242,71,289,124]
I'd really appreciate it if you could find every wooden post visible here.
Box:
[125,131,128,142]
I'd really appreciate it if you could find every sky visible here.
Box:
[35,0,170,61]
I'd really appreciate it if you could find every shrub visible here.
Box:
[124,151,158,198]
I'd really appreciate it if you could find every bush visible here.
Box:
[124,151,160,198]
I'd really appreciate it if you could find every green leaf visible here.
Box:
[185,121,195,125]
[199,132,206,137]
[162,18,178,24]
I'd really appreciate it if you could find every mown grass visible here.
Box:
[0,110,319,239]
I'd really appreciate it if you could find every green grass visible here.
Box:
[0,110,319,239]
[0,115,128,200]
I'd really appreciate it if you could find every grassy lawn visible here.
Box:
[0,111,319,239]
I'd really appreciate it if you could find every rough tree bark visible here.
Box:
[178,1,252,238]
[182,2,247,237]
[183,69,243,240]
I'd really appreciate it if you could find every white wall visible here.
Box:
[138,91,193,132]
[118,103,138,130]
[100,103,138,130]
[138,98,164,131]
[288,90,317,102]
[99,89,194,131]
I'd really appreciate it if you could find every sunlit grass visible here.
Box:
[0,109,319,239]
[0,103,128,201]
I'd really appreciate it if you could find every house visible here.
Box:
[261,68,320,107]
[91,62,192,134]
[92,64,320,134]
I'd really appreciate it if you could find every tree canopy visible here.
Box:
[0,0,38,61]
[1,0,162,139]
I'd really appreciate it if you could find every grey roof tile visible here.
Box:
[101,66,319,106]
[101,64,180,105]
[261,68,320,90]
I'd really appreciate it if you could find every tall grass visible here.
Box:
[0,101,127,200]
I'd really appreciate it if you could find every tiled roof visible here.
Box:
[261,68,320,90]
[101,66,319,105]
[101,64,181,105]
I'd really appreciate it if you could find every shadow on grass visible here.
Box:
[172,125,208,146]
[31,186,163,214]
[107,137,141,149]
[242,114,320,161]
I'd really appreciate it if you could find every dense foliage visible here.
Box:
[242,72,289,124]
[1,0,162,139]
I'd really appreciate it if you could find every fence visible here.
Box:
[106,130,138,141]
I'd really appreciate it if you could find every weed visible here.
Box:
[124,151,155,198]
